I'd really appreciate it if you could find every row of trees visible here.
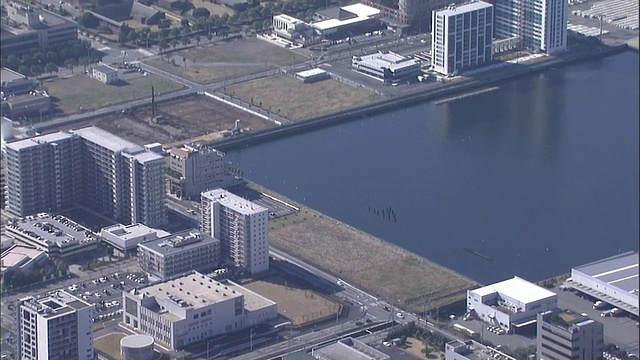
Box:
[1,258,68,290]
[1,40,100,77]
[385,321,448,357]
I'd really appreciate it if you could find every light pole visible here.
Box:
[249,328,254,351]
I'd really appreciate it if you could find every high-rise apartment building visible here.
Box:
[537,309,605,360]
[201,189,270,275]
[493,0,567,54]
[432,1,494,75]
[17,290,94,360]
[4,126,166,228]
[166,144,234,200]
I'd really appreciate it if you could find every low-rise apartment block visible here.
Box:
[166,144,234,200]
[123,271,277,350]
[537,309,604,360]
[6,213,99,259]
[138,230,221,281]
[17,290,93,360]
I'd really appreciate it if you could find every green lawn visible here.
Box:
[45,73,184,115]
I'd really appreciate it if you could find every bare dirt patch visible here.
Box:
[224,75,383,121]
[55,95,276,146]
[145,37,302,84]
[245,275,340,326]
[246,182,478,313]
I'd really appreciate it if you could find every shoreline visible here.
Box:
[210,43,630,151]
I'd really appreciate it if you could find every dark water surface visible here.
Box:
[227,52,640,284]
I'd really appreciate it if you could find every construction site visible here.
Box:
[56,93,277,147]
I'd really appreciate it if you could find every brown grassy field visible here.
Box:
[55,95,276,146]
[224,75,382,121]
[247,182,477,312]
[45,73,183,115]
[245,275,340,326]
[190,0,234,15]
[145,37,302,84]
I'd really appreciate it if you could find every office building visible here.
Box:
[493,0,567,54]
[1,244,47,275]
[17,290,93,360]
[537,309,604,360]
[1,2,78,56]
[565,251,639,317]
[201,189,270,275]
[91,64,119,84]
[445,339,517,360]
[467,276,557,333]
[166,144,234,200]
[352,51,422,83]
[138,230,221,281]
[122,271,277,350]
[100,223,171,255]
[4,126,167,228]
[311,3,381,39]
[431,1,494,76]
[1,68,38,95]
[6,213,99,258]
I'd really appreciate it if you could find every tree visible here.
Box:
[21,54,32,66]
[181,36,191,47]
[44,62,58,75]
[423,344,433,357]
[159,40,169,54]
[65,58,77,73]
[79,57,90,72]
[78,12,99,28]
[170,39,179,49]
[195,35,201,46]
[170,27,181,38]
[30,65,43,76]
[33,52,46,65]
[193,7,210,19]
[253,20,263,32]
[159,28,170,39]
[6,55,20,70]
[180,18,190,28]
[206,33,213,42]
[18,65,31,76]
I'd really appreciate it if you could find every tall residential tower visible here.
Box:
[201,189,270,275]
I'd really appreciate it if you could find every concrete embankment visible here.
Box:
[210,43,629,152]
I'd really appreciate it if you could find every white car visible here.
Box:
[396,312,404,319]
[383,341,391,347]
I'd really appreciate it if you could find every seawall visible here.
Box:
[210,43,629,151]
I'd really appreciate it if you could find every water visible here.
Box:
[226,52,640,285]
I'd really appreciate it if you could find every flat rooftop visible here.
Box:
[101,223,170,241]
[4,131,73,151]
[1,244,45,269]
[72,126,144,154]
[314,338,389,360]
[95,333,127,360]
[447,340,516,360]
[573,252,639,294]
[93,64,118,74]
[202,189,268,216]
[471,276,556,304]
[1,67,26,83]
[356,52,421,72]
[543,309,595,330]
[8,213,99,248]
[20,290,91,318]
[135,272,276,312]
[138,230,218,255]
[436,1,493,17]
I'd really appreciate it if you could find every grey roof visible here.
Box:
[138,230,219,255]
[1,67,26,83]
[314,338,390,360]
[93,64,118,74]
[5,131,75,151]
[435,1,493,16]
[316,7,358,20]
[131,2,162,20]
[72,126,143,154]
[574,252,639,293]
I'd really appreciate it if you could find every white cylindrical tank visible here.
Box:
[120,335,154,360]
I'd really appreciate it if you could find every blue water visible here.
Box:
[227,52,640,284]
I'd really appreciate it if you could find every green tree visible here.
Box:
[181,36,191,47]
[21,54,32,66]
[18,65,31,76]
[170,39,179,49]
[180,18,190,28]
[193,7,210,19]
[44,62,58,75]
[159,40,169,54]
[170,27,181,38]
[30,65,43,76]
[64,58,77,73]
[78,12,99,28]
[79,56,90,72]
[33,52,46,65]
[195,34,201,46]
[206,33,213,42]
[253,20,263,31]
[159,28,170,39]
[46,51,59,64]
[6,55,20,70]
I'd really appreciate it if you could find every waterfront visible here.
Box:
[228,51,639,285]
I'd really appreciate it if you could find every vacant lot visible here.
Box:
[245,275,340,326]
[247,182,477,312]
[55,95,276,146]
[45,73,183,115]
[145,37,301,84]
[225,75,383,121]
[190,0,234,15]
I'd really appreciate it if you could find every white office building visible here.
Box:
[537,309,604,360]
[467,276,557,333]
[431,1,494,76]
[494,0,567,54]
[122,271,277,350]
[17,290,93,360]
[201,189,270,275]
[352,51,422,83]
[100,223,171,254]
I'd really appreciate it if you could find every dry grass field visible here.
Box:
[245,275,340,326]
[224,75,382,121]
[247,182,477,313]
[45,73,184,115]
[145,37,301,84]
[55,95,276,146]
